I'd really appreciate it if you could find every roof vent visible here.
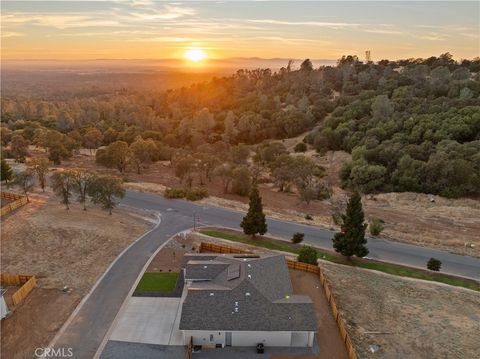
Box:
[245,292,251,296]
[203,265,208,269]
[235,301,239,306]
[247,274,252,279]
[234,307,239,312]
[247,264,251,268]
[209,292,214,296]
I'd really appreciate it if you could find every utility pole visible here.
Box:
[365,50,372,63]
[193,212,200,231]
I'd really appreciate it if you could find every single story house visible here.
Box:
[179,253,317,348]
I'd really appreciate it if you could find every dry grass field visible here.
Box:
[0,191,153,359]
[321,261,480,359]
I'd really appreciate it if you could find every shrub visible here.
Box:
[297,246,318,265]
[164,187,208,201]
[294,142,307,152]
[427,258,442,271]
[185,187,209,201]
[369,218,385,236]
[291,232,305,244]
[164,187,187,199]
[291,232,305,243]
[305,214,313,220]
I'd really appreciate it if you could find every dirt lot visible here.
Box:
[146,234,198,273]
[1,190,153,359]
[1,288,81,359]
[321,262,480,359]
[288,270,348,359]
[54,149,480,257]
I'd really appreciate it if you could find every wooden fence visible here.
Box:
[199,242,253,254]
[0,192,28,217]
[185,336,193,359]
[0,274,36,306]
[199,241,357,359]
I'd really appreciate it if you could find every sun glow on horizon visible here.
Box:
[184,48,207,63]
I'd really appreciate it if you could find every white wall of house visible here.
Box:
[184,330,315,347]
[184,330,225,347]
[232,331,291,347]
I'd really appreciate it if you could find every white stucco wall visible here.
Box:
[232,331,292,347]
[184,330,225,346]
[184,330,315,347]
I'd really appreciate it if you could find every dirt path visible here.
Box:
[287,270,348,359]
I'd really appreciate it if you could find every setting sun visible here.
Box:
[184,48,207,63]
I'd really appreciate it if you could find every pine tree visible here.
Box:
[1,159,13,183]
[240,185,267,238]
[332,191,368,259]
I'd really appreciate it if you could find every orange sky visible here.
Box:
[1,1,479,62]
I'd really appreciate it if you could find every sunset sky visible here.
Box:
[1,1,479,62]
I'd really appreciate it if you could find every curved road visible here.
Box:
[52,190,479,359]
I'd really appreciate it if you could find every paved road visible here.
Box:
[123,190,480,280]
[53,189,479,359]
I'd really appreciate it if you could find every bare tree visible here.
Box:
[71,169,96,210]
[30,157,52,192]
[51,171,75,210]
[12,170,35,201]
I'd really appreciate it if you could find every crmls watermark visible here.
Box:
[35,347,73,358]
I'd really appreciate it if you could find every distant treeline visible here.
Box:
[1,53,479,198]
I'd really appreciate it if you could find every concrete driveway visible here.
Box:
[109,297,183,345]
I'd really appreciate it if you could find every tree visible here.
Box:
[51,171,75,210]
[88,175,125,215]
[84,127,104,154]
[96,141,130,173]
[240,185,267,238]
[48,142,71,165]
[223,111,238,143]
[291,232,304,244]
[371,94,393,119]
[213,163,234,193]
[1,159,13,183]
[129,136,157,174]
[30,157,52,192]
[332,191,369,259]
[300,59,313,72]
[13,170,35,201]
[71,169,96,210]
[10,135,29,162]
[294,142,307,152]
[297,246,318,265]
[427,258,442,271]
[173,154,197,187]
[231,166,251,196]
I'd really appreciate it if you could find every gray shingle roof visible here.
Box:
[185,261,230,281]
[180,254,317,332]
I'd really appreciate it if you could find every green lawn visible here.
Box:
[135,272,179,292]
[200,228,479,292]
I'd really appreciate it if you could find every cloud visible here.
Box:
[1,31,23,38]
[1,3,196,30]
[364,29,405,35]
[247,19,360,29]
